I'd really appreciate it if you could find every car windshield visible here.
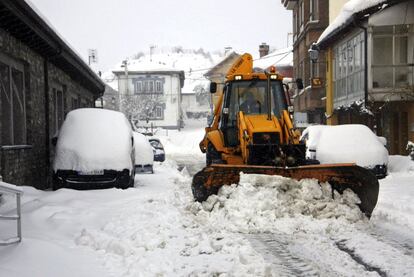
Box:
[226,80,287,120]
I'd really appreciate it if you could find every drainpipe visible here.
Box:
[354,17,369,107]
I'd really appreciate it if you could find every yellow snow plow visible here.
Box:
[192,53,379,217]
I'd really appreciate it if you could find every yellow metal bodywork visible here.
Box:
[325,48,338,125]
[200,53,297,164]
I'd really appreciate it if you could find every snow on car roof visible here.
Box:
[133,132,154,165]
[315,124,388,167]
[53,108,133,172]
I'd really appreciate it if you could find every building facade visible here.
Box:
[317,0,414,155]
[0,0,104,188]
[113,69,185,129]
[282,0,330,124]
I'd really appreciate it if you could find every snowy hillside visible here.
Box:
[103,48,226,94]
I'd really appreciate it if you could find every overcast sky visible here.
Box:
[30,0,292,71]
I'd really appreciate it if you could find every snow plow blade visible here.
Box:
[192,163,379,217]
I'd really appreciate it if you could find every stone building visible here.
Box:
[282,0,330,124]
[0,0,104,188]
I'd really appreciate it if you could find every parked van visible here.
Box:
[53,109,135,190]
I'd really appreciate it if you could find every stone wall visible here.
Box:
[0,27,96,189]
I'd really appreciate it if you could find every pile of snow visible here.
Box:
[318,0,387,44]
[302,124,388,167]
[133,132,154,166]
[53,109,133,172]
[372,154,414,230]
[190,174,364,234]
[407,141,414,160]
[387,155,414,173]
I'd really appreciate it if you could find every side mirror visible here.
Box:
[295,78,304,90]
[209,82,217,94]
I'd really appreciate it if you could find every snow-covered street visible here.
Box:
[1,120,414,277]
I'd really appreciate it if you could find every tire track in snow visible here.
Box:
[367,227,414,257]
[247,233,322,277]
[335,240,387,277]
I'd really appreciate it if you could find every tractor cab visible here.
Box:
[219,78,288,148]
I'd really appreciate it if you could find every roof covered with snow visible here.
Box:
[317,0,388,48]
[110,49,224,94]
[253,47,293,70]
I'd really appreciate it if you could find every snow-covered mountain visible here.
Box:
[103,48,226,94]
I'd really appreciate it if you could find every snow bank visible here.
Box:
[318,0,386,44]
[190,174,364,234]
[303,124,388,167]
[53,109,133,172]
[387,155,414,173]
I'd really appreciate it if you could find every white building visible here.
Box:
[113,64,185,130]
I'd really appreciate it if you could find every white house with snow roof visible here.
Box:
[111,50,224,127]
[113,59,185,130]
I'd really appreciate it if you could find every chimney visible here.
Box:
[259,43,269,58]
[224,46,233,56]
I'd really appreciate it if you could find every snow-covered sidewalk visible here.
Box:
[0,159,271,276]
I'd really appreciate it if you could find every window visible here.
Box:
[309,0,318,21]
[155,81,162,92]
[0,57,26,145]
[333,31,365,107]
[71,97,79,110]
[154,106,163,119]
[148,80,154,92]
[372,24,413,89]
[299,1,304,32]
[135,81,142,93]
[52,88,64,135]
[133,77,164,94]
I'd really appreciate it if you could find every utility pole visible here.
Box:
[88,49,98,66]
[150,45,156,62]
[122,59,129,95]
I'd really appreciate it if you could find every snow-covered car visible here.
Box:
[149,138,165,162]
[133,132,154,173]
[53,109,135,190]
[301,124,389,179]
